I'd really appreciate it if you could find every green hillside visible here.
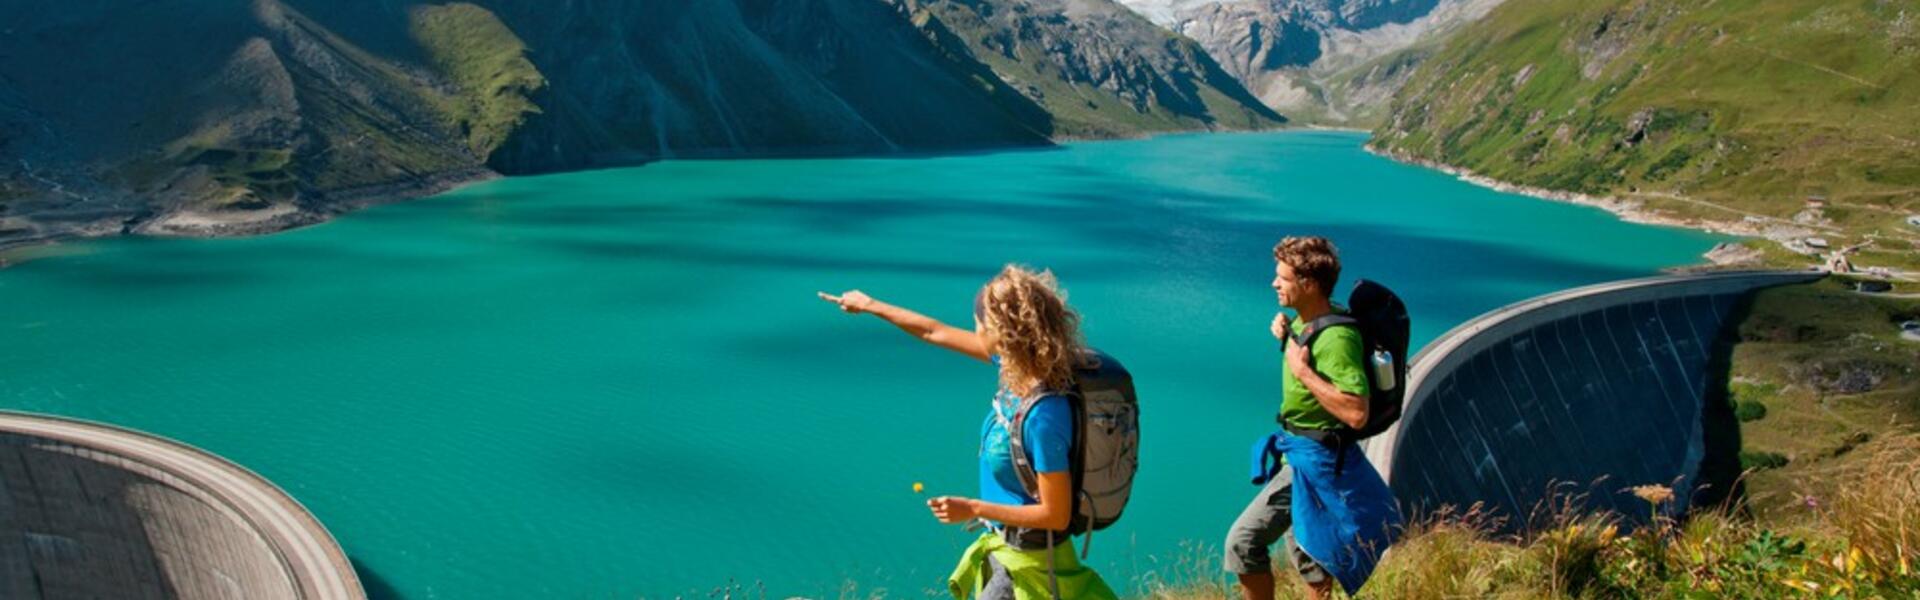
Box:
[2,0,1284,252]
[1374,0,1920,273]
[408,3,545,158]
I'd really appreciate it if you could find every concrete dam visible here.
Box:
[1366,271,1824,528]
[0,412,363,599]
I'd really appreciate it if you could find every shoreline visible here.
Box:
[1360,144,1833,270]
[2,128,1269,267]
[1,168,500,268]
[3,134,1851,275]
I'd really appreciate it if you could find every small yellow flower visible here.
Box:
[913,482,925,494]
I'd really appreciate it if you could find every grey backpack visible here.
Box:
[1007,349,1140,556]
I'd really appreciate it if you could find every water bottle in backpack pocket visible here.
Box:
[1287,279,1411,440]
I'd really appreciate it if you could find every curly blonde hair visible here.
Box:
[975,265,1084,395]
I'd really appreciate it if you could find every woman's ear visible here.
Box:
[974,319,998,353]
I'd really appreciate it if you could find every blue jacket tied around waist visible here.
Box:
[1251,430,1403,595]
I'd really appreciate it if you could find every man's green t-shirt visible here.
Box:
[1281,311,1372,431]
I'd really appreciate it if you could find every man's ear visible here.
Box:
[1300,280,1324,299]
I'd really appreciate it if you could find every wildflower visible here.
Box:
[1628,484,1675,505]
[1802,494,1820,509]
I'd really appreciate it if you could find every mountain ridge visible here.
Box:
[0,0,1277,255]
[1115,0,1504,125]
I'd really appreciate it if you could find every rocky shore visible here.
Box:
[1362,144,1831,269]
[2,168,500,267]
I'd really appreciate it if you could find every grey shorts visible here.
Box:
[980,554,1015,600]
[1222,466,1329,584]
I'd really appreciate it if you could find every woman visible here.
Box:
[819,265,1116,600]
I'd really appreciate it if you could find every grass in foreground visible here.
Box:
[1139,435,1917,599]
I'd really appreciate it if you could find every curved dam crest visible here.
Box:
[0,412,361,599]
[1367,271,1825,528]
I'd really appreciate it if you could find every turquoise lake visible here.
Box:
[0,131,1724,598]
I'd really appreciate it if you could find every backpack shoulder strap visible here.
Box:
[1007,390,1073,499]
[1292,314,1361,372]
[1299,314,1360,348]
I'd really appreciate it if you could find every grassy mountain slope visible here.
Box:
[0,0,495,241]
[408,3,546,159]
[2,0,1286,252]
[1374,0,1920,273]
[6,0,1193,251]
[471,0,1059,172]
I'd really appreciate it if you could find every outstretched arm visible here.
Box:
[819,290,991,363]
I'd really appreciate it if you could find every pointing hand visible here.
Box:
[818,290,875,314]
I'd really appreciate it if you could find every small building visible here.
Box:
[1805,237,1831,249]
[1806,195,1828,208]
[1827,252,1853,274]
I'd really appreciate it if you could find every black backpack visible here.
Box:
[1281,279,1411,443]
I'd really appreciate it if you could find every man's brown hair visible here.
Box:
[1274,236,1342,295]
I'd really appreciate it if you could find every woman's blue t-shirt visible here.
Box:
[979,383,1073,508]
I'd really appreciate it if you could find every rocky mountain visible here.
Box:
[1117,0,1505,125]
[0,0,1276,252]
[1373,0,1919,271]
[1134,0,1441,30]
[901,0,1284,138]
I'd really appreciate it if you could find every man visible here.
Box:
[1223,236,1395,600]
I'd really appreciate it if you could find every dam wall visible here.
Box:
[0,412,363,599]
[1365,271,1824,528]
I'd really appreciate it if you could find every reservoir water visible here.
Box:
[0,131,1722,598]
